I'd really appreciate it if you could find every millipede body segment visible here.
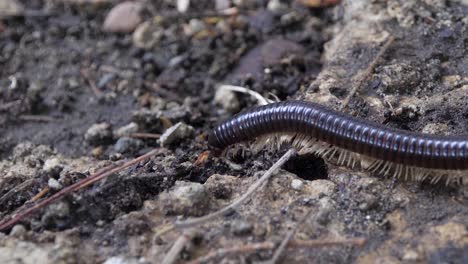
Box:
[208,101,468,184]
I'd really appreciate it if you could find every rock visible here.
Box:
[379,62,421,94]
[84,122,113,146]
[204,174,239,200]
[103,256,140,264]
[133,21,164,49]
[162,101,191,122]
[41,201,70,229]
[0,0,25,18]
[103,1,143,33]
[261,38,305,66]
[305,179,337,198]
[48,178,63,190]
[158,122,194,147]
[132,108,164,132]
[291,179,304,191]
[215,0,230,11]
[114,137,144,154]
[402,249,420,261]
[176,0,190,13]
[214,87,240,113]
[267,0,287,13]
[315,197,336,225]
[422,123,449,135]
[231,219,253,236]
[158,181,211,216]
[184,19,206,36]
[97,73,116,89]
[9,224,27,238]
[43,158,63,177]
[115,122,139,137]
[359,193,378,211]
[0,239,50,262]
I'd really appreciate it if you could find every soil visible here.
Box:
[0,0,467,263]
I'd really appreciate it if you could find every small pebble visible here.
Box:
[158,181,210,216]
[85,122,113,146]
[214,87,240,113]
[215,0,230,11]
[267,0,287,13]
[133,21,163,49]
[43,158,63,177]
[184,19,206,36]
[97,73,116,89]
[177,0,190,13]
[103,1,142,33]
[48,179,63,190]
[158,122,194,147]
[231,219,253,236]
[9,224,27,238]
[115,122,139,137]
[0,0,24,17]
[291,179,304,191]
[114,137,144,154]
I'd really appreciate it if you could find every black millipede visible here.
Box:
[208,100,468,185]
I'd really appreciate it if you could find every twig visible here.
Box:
[80,68,102,97]
[18,115,55,122]
[187,238,366,264]
[340,36,395,110]
[0,100,21,111]
[0,149,161,232]
[0,179,34,205]
[268,207,315,264]
[30,187,49,202]
[128,133,161,139]
[155,149,296,238]
[218,85,272,106]
[162,229,197,264]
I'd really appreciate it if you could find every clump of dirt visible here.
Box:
[1,0,467,263]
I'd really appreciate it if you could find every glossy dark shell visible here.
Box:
[208,101,468,170]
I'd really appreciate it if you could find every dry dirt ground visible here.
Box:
[1,0,467,263]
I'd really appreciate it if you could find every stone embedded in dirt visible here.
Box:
[304,179,337,198]
[315,197,336,225]
[103,256,141,264]
[204,174,238,200]
[132,108,164,132]
[84,122,114,146]
[0,0,25,18]
[184,19,206,36]
[114,122,139,137]
[162,101,191,122]
[214,87,240,113]
[158,122,194,147]
[113,137,144,154]
[261,38,305,66]
[41,201,70,229]
[177,0,190,13]
[157,181,211,216]
[9,224,27,238]
[132,21,164,49]
[48,178,63,190]
[267,0,288,13]
[215,0,230,11]
[43,157,63,177]
[378,62,422,94]
[103,1,143,33]
[291,179,304,191]
[231,219,254,236]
